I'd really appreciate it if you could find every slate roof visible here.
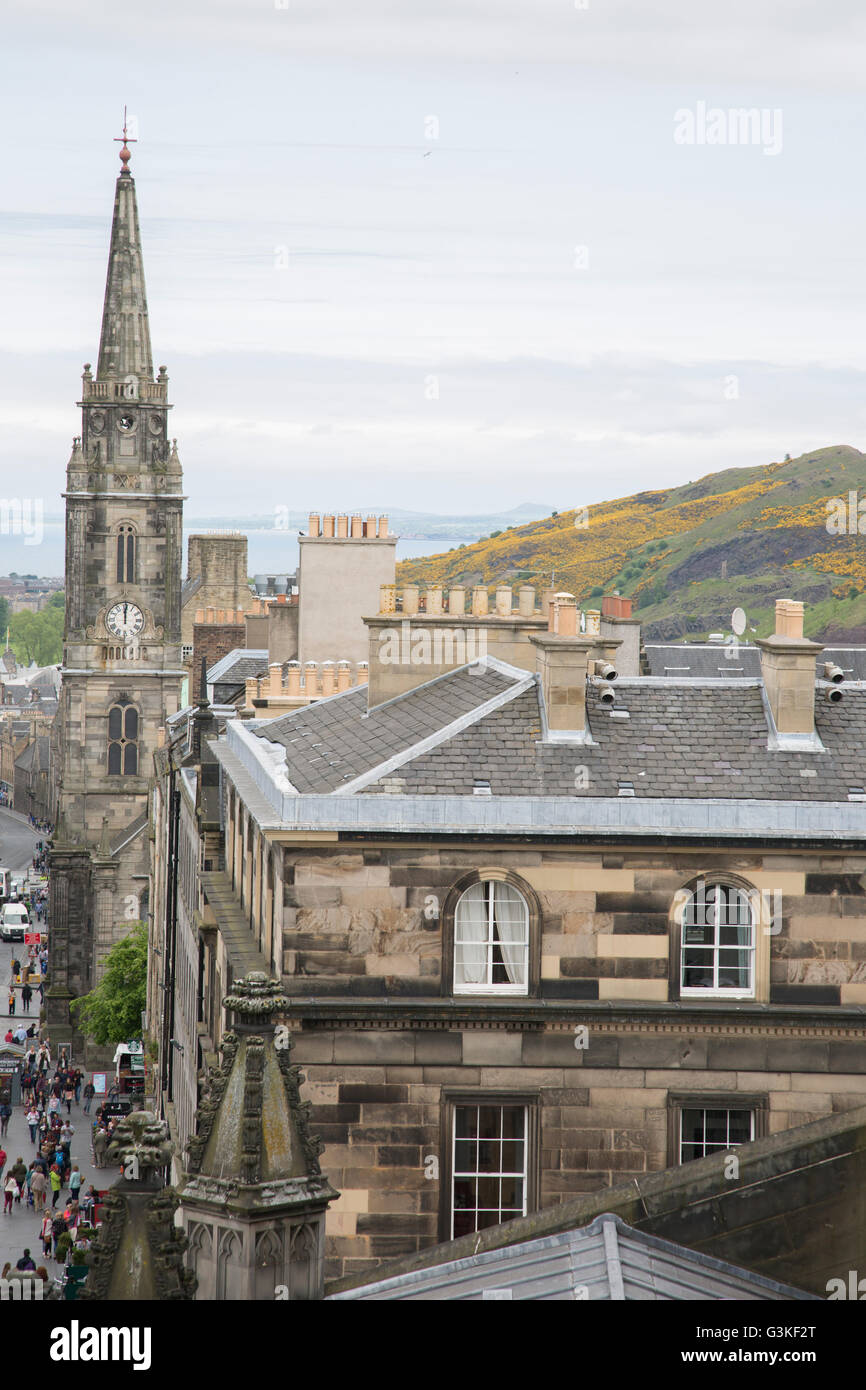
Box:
[330,1212,816,1301]
[207,648,268,684]
[248,659,866,804]
[257,663,527,794]
[645,642,866,681]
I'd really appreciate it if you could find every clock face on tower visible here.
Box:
[106,602,144,641]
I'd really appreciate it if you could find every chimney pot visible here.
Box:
[556,593,578,636]
[448,586,466,615]
[495,585,513,617]
[378,515,388,537]
[380,584,397,615]
[322,515,335,537]
[775,598,804,640]
[472,586,489,616]
[337,514,349,538]
[601,594,633,620]
[518,585,536,616]
[304,661,319,697]
[366,514,377,538]
[402,585,419,615]
[351,514,363,538]
[426,586,443,616]
[308,512,320,537]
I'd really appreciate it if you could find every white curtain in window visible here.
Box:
[455,883,487,985]
[493,882,527,985]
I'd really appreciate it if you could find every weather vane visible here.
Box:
[114,105,137,171]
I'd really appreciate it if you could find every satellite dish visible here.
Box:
[731,607,746,637]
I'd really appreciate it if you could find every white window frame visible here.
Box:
[678,1106,755,1164]
[453,880,529,997]
[450,1102,529,1239]
[678,881,756,1000]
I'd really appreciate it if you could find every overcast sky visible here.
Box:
[2,0,866,527]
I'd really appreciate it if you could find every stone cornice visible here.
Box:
[283,999,866,1040]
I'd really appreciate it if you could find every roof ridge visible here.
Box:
[337,670,538,795]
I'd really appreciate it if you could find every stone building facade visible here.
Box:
[152,590,866,1285]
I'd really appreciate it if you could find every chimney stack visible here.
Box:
[530,593,621,740]
[755,600,823,737]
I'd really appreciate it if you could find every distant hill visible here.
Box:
[395,446,866,641]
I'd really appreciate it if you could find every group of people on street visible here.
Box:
[0,819,105,1271]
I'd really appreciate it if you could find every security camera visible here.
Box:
[823,663,844,684]
[598,684,616,706]
[825,686,843,704]
[593,660,618,681]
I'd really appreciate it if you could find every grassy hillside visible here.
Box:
[395,446,866,641]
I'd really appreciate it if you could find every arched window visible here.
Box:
[116,525,136,583]
[107,698,139,775]
[679,880,756,998]
[453,880,529,995]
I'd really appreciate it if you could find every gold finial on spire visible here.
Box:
[114,105,137,172]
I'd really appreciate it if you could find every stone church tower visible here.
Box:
[48,129,184,1044]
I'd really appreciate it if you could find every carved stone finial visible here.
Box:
[224,972,290,1027]
[105,1110,173,1178]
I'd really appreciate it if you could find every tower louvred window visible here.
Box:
[107,697,139,777]
[116,525,136,583]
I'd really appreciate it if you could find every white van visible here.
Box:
[0,902,29,942]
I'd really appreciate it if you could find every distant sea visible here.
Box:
[0,522,472,580]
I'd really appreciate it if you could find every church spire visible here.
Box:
[96,110,153,383]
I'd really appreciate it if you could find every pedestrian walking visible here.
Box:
[30,1166,46,1212]
[73,1070,82,1105]
[40,1213,52,1259]
[51,1212,67,1259]
[16,1247,36,1272]
[21,984,32,1013]
[68,1164,82,1202]
[7,990,15,1017]
[48,1164,61,1209]
[25,1106,39,1143]
[0,1102,11,1138]
[63,1081,74,1115]
[4,1174,19,1213]
[11,1157,27,1202]
[92,1127,108,1169]
[82,1081,94,1115]
[0,1145,6,1184]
